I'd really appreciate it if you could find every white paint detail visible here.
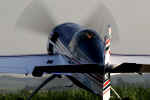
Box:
[103,86,111,100]
[104,25,112,65]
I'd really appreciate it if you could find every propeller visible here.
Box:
[84,3,119,44]
[16,0,119,43]
[15,0,56,35]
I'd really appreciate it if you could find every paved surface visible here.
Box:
[111,73,150,88]
[0,73,149,92]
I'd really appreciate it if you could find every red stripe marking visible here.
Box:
[103,80,111,87]
[103,87,110,95]
[109,50,111,55]
[105,39,110,45]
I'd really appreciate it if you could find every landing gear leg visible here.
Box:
[27,75,58,100]
[110,86,121,100]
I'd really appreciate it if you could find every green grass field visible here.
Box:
[0,86,150,100]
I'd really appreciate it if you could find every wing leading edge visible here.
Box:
[107,63,150,73]
[33,63,150,76]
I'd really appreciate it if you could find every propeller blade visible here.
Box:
[84,3,119,44]
[16,0,56,35]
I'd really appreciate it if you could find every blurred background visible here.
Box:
[0,0,150,92]
[0,0,150,55]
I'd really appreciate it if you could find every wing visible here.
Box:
[31,53,150,76]
[0,54,70,74]
[32,64,105,76]
[0,53,106,75]
[1,53,149,75]
[109,54,150,73]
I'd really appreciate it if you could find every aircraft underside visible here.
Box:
[51,35,111,99]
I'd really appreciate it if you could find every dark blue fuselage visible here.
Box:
[51,23,105,65]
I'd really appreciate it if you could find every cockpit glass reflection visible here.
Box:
[77,31,104,63]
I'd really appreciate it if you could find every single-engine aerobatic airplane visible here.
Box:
[1,23,150,100]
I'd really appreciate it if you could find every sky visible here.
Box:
[0,0,150,55]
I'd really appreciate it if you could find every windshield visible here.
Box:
[76,31,104,64]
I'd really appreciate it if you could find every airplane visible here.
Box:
[1,22,150,100]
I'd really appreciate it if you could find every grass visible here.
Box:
[111,85,150,100]
[0,86,150,100]
[0,89,100,100]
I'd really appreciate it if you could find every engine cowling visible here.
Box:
[47,23,82,55]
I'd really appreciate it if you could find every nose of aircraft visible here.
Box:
[75,29,105,64]
[51,22,105,65]
[52,23,83,47]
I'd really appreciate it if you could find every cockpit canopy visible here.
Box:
[52,23,105,64]
[75,30,105,64]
